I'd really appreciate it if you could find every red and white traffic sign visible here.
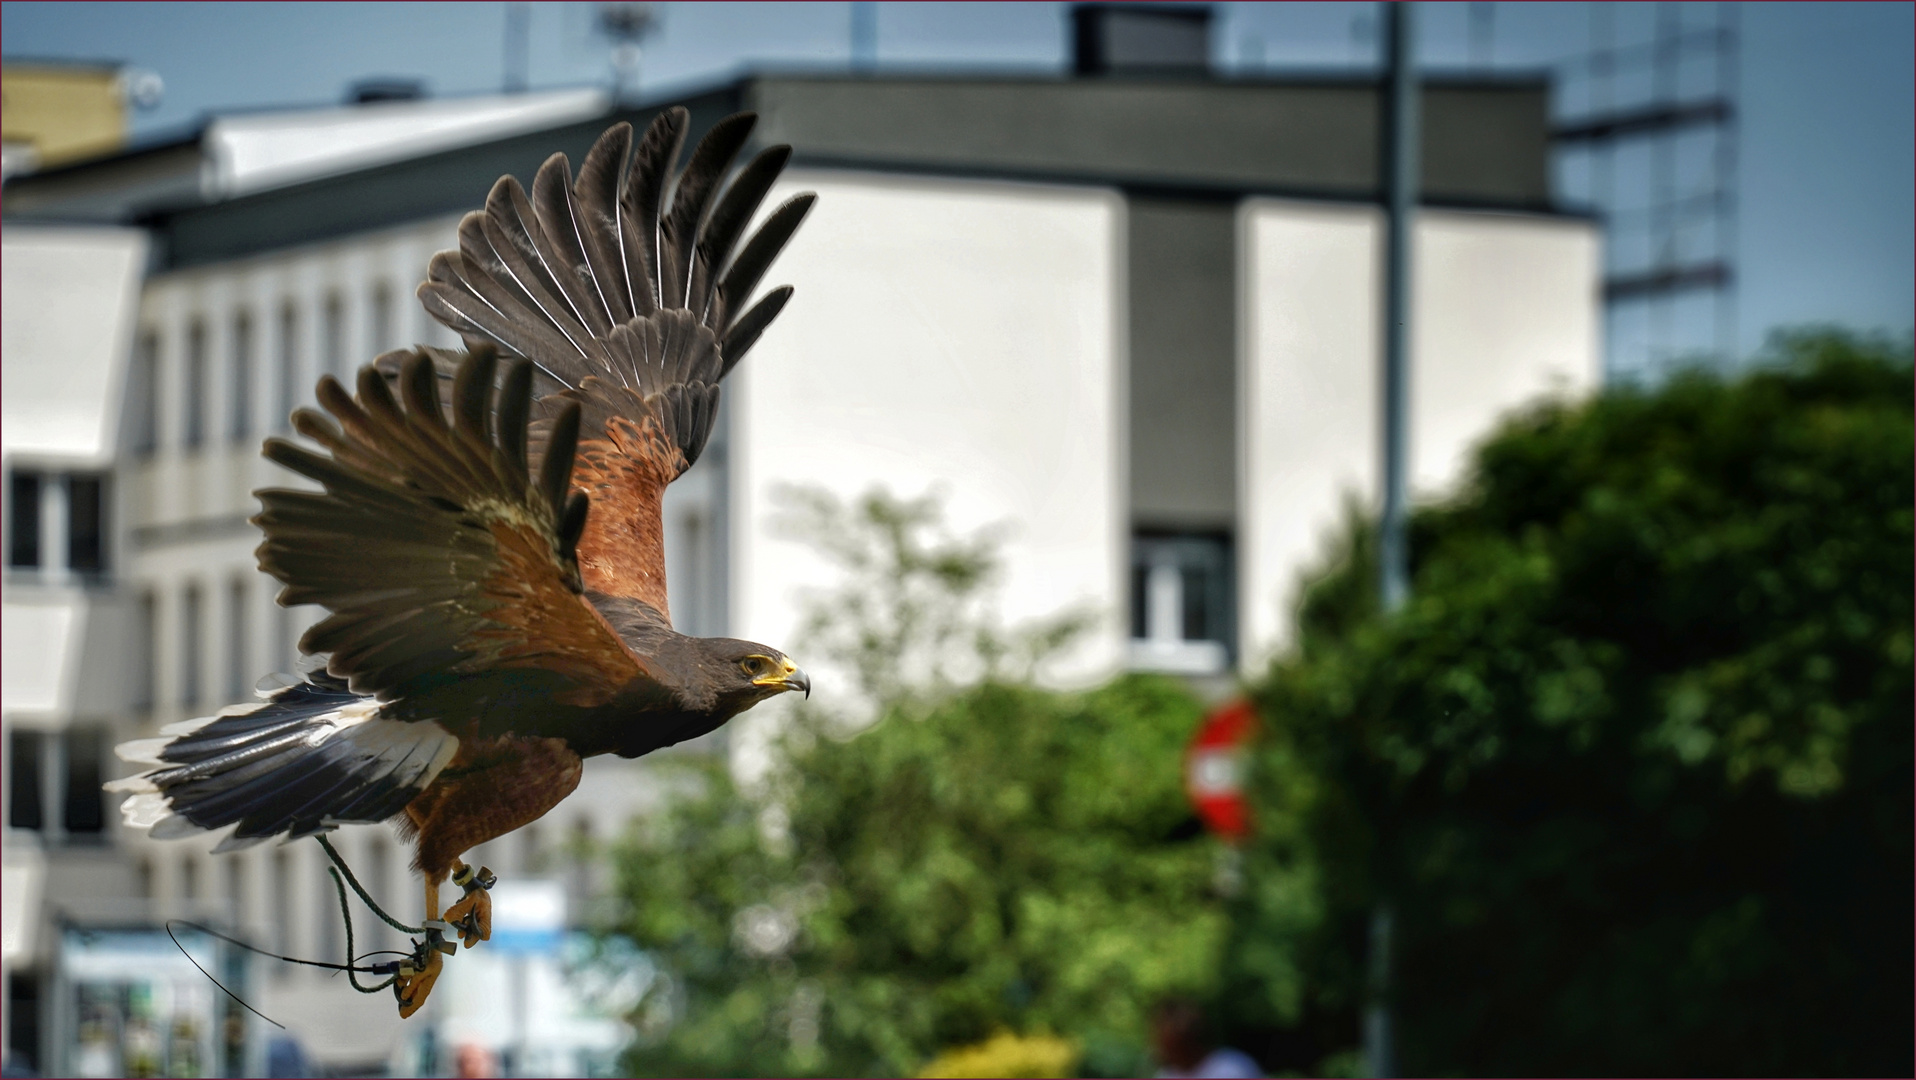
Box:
[1186,698,1257,842]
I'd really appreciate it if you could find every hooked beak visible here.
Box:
[754,660,810,699]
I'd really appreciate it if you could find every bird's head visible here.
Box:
[704,639,810,709]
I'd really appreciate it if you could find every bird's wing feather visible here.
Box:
[253,347,661,710]
[414,111,815,622]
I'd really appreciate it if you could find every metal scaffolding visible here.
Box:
[1554,2,1740,380]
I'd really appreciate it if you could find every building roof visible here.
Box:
[1,85,607,222]
[5,69,1566,273]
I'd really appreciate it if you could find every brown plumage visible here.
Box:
[110,110,815,1016]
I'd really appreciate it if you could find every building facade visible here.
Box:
[4,59,1597,1075]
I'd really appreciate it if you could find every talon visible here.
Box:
[444,888,492,948]
[395,948,443,1019]
[443,861,495,948]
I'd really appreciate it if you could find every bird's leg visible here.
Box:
[394,875,457,1018]
[442,858,496,949]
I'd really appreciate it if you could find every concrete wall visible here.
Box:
[2,226,148,464]
[752,75,1551,204]
[1127,197,1237,531]
[730,169,1128,703]
[1237,201,1601,668]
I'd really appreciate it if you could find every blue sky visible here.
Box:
[5,2,1911,359]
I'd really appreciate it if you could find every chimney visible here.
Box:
[1072,4,1213,77]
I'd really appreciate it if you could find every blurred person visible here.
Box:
[456,1041,499,1078]
[1152,998,1261,1079]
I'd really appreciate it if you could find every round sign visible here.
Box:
[1185,698,1257,841]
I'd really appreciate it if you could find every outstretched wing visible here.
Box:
[254,347,660,714]
[416,110,814,622]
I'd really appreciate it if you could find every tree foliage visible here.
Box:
[609,489,1225,1077]
[1223,331,1915,1076]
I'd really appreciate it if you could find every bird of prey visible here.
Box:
[109,108,816,1016]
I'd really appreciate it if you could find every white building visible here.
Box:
[2,32,1598,1077]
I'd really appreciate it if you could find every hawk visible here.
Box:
[109,109,815,1016]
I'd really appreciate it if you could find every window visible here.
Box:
[227,575,251,702]
[1129,532,1234,674]
[134,591,158,713]
[8,471,41,569]
[276,604,298,673]
[369,281,393,359]
[271,847,292,966]
[182,583,204,708]
[8,729,107,838]
[7,973,38,1074]
[62,728,104,836]
[316,848,340,960]
[277,302,300,431]
[522,823,544,874]
[322,293,345,382]
[223,856,244,921]
[184,319,208,449]
[133,330,161,455]
[67,475,105,575]
[367,832,392,949]
[8,473,108,577]
[230,309,254,442]
[8,730,44,831]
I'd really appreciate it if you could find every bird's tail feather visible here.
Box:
[107,671,458,852]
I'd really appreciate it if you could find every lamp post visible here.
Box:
[1367,3,1418,1078]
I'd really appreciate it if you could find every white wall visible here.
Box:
[730,169,1128,704]
[131,217,466,734]
[1,226,148,463]
[1238,201,1600,668]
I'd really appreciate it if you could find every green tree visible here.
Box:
[1223,330,1914,1075]
[608,489,1227,1077]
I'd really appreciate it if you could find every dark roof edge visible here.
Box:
[140,87,741,222]
[4,65,1553,214]
[0,55,127,71]
[2,126,204,186]
[786,153,1595,221]
[141,88,746,270]
[741,65,1553,90]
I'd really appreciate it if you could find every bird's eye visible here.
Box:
[741,656,769,677]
